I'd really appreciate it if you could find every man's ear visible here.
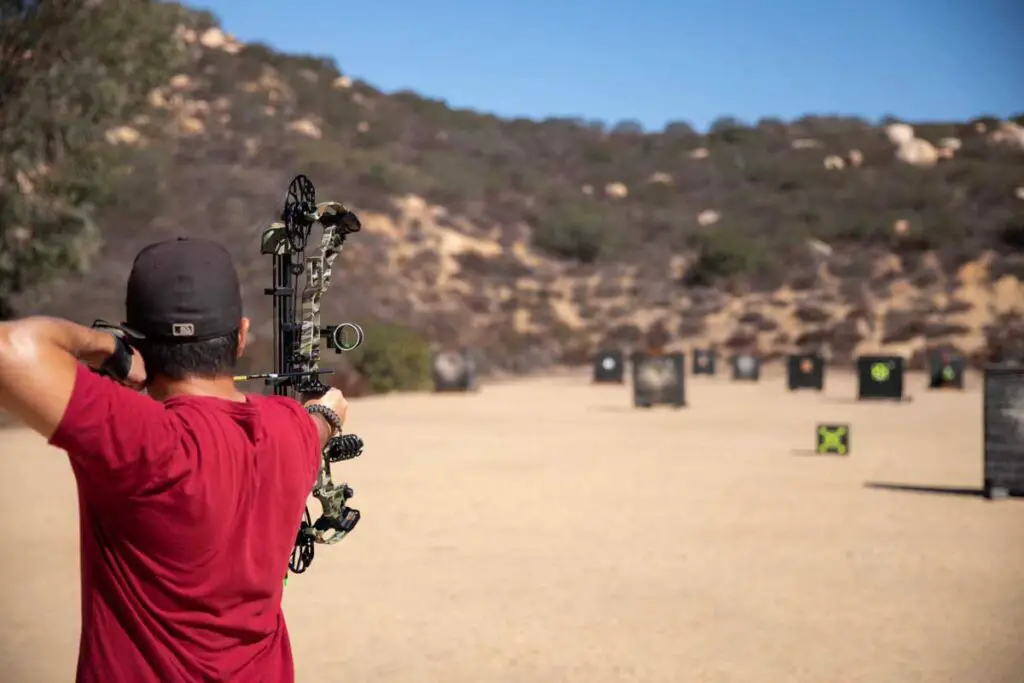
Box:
[237,318,250,358]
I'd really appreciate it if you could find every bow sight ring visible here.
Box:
[330,322,364,352]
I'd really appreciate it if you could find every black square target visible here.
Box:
[788,353,824,391]
[433,349,477,392]
[692,348,716,376]
[983,365,1024,499]
[856,355,904,400]
[632,352,686,408]
[593,350,625,383]
[731,353,761,381]
[928,349,965,390]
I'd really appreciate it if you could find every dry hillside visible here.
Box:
[11,7,1024,379]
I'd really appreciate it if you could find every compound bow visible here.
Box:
[235,174,365,576]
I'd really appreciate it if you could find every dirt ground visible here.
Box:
[0,368,1021,682]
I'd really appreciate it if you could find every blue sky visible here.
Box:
[195,0,1023,132]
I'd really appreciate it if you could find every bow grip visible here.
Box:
[296,374,332,403]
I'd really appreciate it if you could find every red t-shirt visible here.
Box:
[48,365,321,683]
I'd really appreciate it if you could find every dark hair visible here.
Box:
[139,329,240,382]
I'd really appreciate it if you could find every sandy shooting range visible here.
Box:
[0,368,1021,682]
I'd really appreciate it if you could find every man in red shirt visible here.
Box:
[0,238,349,682]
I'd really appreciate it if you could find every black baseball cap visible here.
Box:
[118,237,243,342]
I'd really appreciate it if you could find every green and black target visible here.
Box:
[691,348,717,376]
[787,353,825,391]
[816,423,850,455]
[928,349,965,390]
[856,355,904,400]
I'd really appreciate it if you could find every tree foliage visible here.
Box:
[0,0,186,316]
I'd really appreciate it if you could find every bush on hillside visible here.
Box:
[682,228,767,287]
[531,200,622,263]
[345,321,433,394]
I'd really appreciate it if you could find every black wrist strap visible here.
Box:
[99,335,133,382]
[306,404,343,434]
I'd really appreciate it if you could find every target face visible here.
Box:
[632,352,686,407]
[928,349,965,390]
[434,351,466,383]
[816,424,850,455]
[871,362,891,382]
[593,350,626,383]
[692,349,716,375]
[787,354,824,390]
[856,355,903,400]
[732,353,760,381]
[433,350,476,392]
[638,358,677,390]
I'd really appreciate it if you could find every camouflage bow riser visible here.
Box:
[238,176,365,575]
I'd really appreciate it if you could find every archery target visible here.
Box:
[433,350,476,392]
[632,352,685,407]
[692,349,716,376]
[787,353,825,391]
[927,349,965,390]
[731,353,761,381]
[435,351,464,382]
[638,359,676,390]
[983,366,1024,497]
[593,350,625,383]
[856,355,904,400]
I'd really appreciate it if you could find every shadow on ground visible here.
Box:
[863,481,984,498]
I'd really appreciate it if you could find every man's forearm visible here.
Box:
[309,413,332,450]
[0,316,118,437]
[0,317,116,369]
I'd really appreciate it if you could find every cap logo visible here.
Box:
[171,323,195,337]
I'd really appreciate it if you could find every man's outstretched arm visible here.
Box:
[0,316,118,439]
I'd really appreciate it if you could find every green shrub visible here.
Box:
[531,200,622,263]
[345,321,433,394]
[683,229,763,286]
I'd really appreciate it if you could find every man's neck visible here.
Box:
[147,376,247,403]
